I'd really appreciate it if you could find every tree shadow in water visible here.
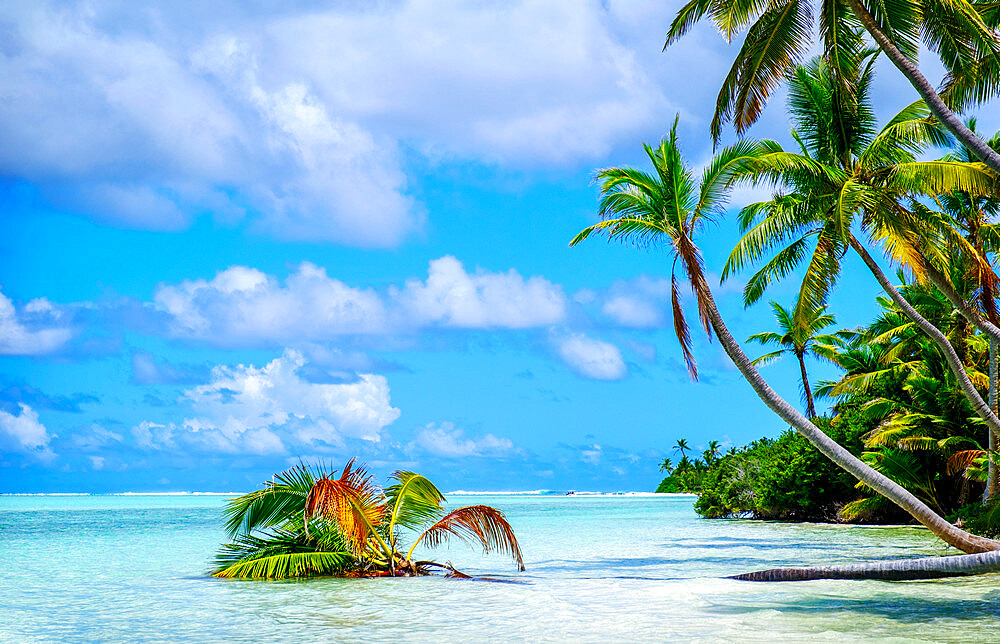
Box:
[704,589,1000,622]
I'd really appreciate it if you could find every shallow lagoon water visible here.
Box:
[1,494,997,642]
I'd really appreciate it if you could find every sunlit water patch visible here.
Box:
[0,494,995,642]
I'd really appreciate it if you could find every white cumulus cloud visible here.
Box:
[155,263,388,344]
[0,290,74,355]
[410,422,516,458]
[133,350,401,455]
[0,403,55,461]
[0,0,694,245]
[598,276,670,328]
[154,256,566,345]
[557,334,627,380]
[394,256,566,329]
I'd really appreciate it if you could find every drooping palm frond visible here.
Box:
[303,458,387,556]
[385,471,446,543]
[711,0,814,142]
[214,551,353,580]
[410,505,526,572]
[947,449,988,476]
[212,523,354,579]
[672,270,698,380]
[223,463,319,537]
[839,493,894,521]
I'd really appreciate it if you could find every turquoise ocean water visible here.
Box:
[2,493,998,642]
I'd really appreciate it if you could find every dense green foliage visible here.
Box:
[948,502,1000,538]
[683,266,1000,528]
[692,407,875,520]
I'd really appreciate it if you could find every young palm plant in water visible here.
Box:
[213,459,524,579]
[570,119,1000,580]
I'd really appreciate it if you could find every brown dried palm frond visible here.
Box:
[947,449,986,477]
[413,504,525,571]
[303,458,386,556]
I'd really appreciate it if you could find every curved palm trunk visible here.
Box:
[916,262,1000,503]
[685,257,1000,554]
[848,235,1000,442]
[922,263,1000,343]
[796,351,816,418]
[731,548,1000,581]
[842,0,1000,175]
[989,339,1000,502]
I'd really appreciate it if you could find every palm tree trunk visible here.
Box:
[731,548,1000,581]
[915,261,1000,503]
[796,351,816,418]
[848,234,1000,442]
[988,338,1000,502]
[922,262,1000,343]
[842,0,1000,175]
[685,256,1000,554]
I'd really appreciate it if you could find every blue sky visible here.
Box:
[2,1,996,493]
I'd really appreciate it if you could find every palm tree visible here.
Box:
[663,0,1000,174]
[747,301,846,417]
[658,457,674,474]
[674,438,691,459]
[706,440,722,464]
[213,460,524,579]
[570,119,1000,579]
[723,55,1000,466]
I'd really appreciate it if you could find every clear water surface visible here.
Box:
[1,494,997,642]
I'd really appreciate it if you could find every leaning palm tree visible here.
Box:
[663,0,1000,174]
[213,460,524,579]
[570,119,1000,580]
[724,54,1000,470]
[747,301,847,417]
[673,438,691,458]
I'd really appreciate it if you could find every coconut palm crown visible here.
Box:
[663,0,1000,173]
[748,301,848,417]
[213,459,524,580]
[571,117,764,380]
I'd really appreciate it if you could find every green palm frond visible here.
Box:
[212,523,354,579]
[385,471,446,542]
[214,551,353,580]
[750,349,787,366]
[712,0,814,141]
[696,138,767,219]
[793,222,845,315]
[839,494,893,521]
[888,161,997,197]
[747,331,784,346]
[223,463,318,537]
[862,448,938,503]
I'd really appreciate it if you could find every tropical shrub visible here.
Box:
[948,502,1000,539]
